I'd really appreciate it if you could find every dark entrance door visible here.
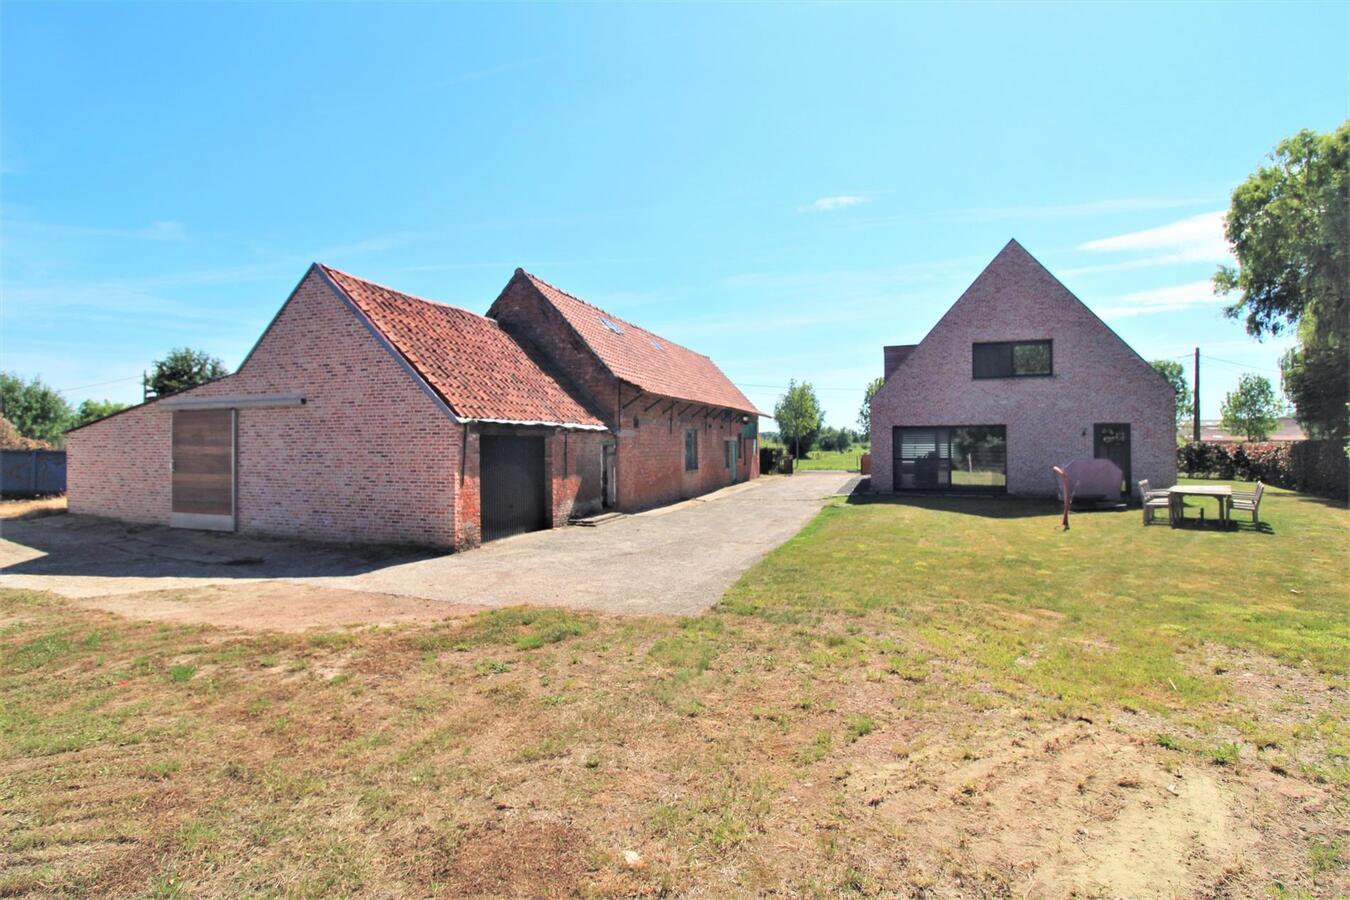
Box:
[480,435,547,541]
[1093,423,1131,497]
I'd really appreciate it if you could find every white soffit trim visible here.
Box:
[160,394,305,410]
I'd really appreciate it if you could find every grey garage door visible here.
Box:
[480,435,547,542]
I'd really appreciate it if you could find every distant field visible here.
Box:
[795,447,868,471]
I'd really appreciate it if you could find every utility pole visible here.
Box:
[1193,348,1201,443]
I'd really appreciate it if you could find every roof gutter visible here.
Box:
[465,416,609,432]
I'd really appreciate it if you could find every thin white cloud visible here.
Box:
[955,196,1206,222]
[798,195,870,213]
[1095,280,1224,318]
[1067,210,1231,277]
[1079,210,1228,256]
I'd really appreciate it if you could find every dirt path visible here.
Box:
[0,473,855,619]
[72,582,484,632]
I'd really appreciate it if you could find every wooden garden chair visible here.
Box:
[1138,479,1173,526]
[1230,481,1265,525]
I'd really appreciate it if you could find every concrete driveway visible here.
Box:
[0,472,856,617]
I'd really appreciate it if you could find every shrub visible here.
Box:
[759,445,791,474]
[1289,440,1350,500]
[1177,439,1347,499]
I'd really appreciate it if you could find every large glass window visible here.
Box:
[973,341,1052,378]
[892,425,1007,491]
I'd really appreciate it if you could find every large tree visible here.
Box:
[1150,360,1189,428]
[144,347,228,399]
[857,376,884,436]
[73,399,130,429]
[1214,122,1349,442]
[1219,373,1282,442]
[774,380,822,461]
[0,372,73,446]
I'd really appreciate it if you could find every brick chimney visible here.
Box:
[883,344,916,379]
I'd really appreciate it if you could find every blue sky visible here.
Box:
[3,2,1346,429]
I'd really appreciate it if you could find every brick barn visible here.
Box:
[66,264,761,549]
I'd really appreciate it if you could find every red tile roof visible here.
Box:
[317,264,605,429]
[519,271,761,414]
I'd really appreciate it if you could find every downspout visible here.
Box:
[460,424,468,484]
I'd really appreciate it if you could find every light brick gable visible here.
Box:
[870,240,1176,496]
[68,269,464,547]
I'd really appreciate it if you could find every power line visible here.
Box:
[1200,355,1282,376]
[737,382,866,393]
[53,374,142,394]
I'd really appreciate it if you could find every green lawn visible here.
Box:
[1,480,1345,896]
[725,479,1347,715]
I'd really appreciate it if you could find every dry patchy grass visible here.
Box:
[0,481,1346,897]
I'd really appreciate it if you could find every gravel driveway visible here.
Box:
[0,472,856,617]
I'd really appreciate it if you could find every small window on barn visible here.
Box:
[600,317,625,335]
[685,428,699,471]
[724,440,732,468]
[973,340,1052,378]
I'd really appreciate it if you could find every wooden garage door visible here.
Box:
[171,409,235,531]
[480,435,546,542]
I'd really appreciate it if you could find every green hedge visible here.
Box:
[1178,440,1347,500]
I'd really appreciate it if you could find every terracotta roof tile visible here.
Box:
[318,264,604,429]
[520,271,761,414]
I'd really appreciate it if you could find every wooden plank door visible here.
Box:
[171,409,236,531]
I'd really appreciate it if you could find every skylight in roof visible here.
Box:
[649,337,664,350]
[600,316,625,335]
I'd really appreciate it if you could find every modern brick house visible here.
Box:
[870,240,1176,497]
[66,264,759,549]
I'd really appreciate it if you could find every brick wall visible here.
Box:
[455,426,480,549]
[546,430,606,524]
[69,269,462,548]
[67,398,176,525]
[615,388,755,512]
[870,243,1176,496]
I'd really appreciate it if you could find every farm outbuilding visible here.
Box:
[67,264,760,549]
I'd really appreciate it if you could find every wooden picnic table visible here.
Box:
[1165,484,1232,527]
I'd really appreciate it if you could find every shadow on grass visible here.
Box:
[1169,514,1277,535]
[846,491,1064,520]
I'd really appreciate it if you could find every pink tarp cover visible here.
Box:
[1057,458,1124,500]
